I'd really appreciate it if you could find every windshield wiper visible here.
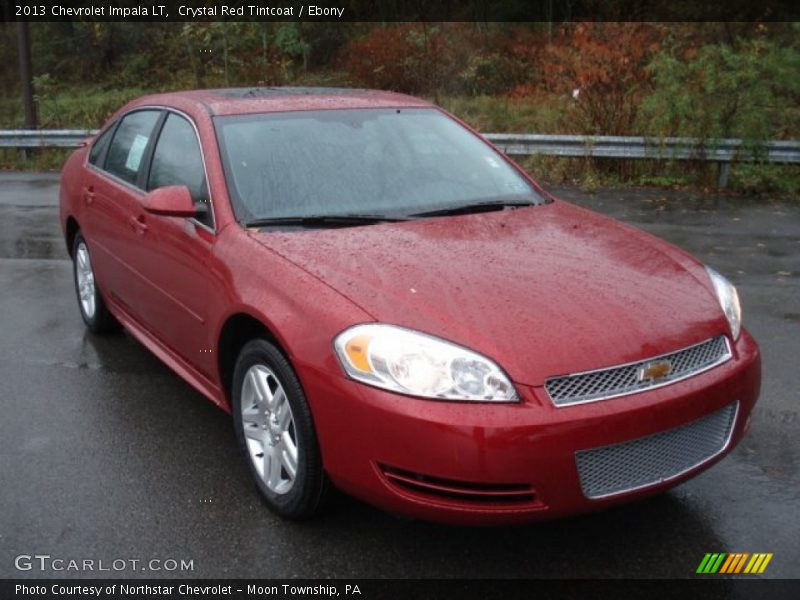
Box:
[409,200,536,218]
[244,214,408,229]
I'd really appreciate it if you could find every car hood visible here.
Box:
[251,201,727,386]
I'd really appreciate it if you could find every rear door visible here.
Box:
[82,109,163,318]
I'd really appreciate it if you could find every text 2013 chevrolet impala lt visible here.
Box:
[60,88,761,524]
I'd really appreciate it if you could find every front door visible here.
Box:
[133,112,219,379]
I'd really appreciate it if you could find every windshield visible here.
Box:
[215,108,546,223]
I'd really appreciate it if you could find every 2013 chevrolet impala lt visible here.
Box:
[59,88,761,524]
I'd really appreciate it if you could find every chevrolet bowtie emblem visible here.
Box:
[637,360,674,382]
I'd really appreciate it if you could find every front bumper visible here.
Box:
[301,331,761,525]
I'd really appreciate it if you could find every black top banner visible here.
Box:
[1,0,799,22]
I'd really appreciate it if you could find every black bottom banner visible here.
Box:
[3,579,800,600]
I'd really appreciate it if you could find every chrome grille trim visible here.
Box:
[576,401,738,499]
[545,336,732,407]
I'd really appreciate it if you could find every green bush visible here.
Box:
[643,36,800,144]
[730,164,800,195]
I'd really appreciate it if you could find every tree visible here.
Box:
[534,23,666,135]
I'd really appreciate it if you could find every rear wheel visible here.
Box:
[72,232,119,334]
[232,339,329,519]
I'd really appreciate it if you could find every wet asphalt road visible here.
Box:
[0,172,798,579]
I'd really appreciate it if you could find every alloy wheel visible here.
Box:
[75,241,96,320]
[240,364,299,495]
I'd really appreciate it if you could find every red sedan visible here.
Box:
[59,88,760,524]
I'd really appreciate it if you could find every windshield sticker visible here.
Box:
[125,134,149,171]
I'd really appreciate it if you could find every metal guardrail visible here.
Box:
[0,129,97,148]
[482,134,800,188]
[484,134,800,164]
[2,129,798,187]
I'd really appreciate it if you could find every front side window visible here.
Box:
[147,113,211,227]
[105,110,161,185]
[215,108,544,223]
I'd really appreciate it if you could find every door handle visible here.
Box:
[82,186,95,205]
[129,214,148,235]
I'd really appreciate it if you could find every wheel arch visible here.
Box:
[216,311,290,409]
[65,216,80,256]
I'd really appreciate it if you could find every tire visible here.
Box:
[232,339,329,519]
[72,232,119,334]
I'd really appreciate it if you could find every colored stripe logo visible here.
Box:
[696,553,773,574]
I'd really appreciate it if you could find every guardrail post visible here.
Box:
[717,162,731,189]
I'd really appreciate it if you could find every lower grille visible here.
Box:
[379,465,537,505]
[576,401,738,499]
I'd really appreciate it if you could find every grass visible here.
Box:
[436,94,568,133]
[0,85,153,130]
[730,163,800,195]
[0,148,72,171]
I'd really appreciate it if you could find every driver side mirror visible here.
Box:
[143,185,200,218]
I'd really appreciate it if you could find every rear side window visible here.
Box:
[88,125,114,166]
[105,110,161,185]
[147,113,211,226]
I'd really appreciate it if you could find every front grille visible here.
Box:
[576,401,738,499]
[545,336,731,407]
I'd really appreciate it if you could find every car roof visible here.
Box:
[132,87,434,117]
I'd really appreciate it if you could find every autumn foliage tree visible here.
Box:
[340,23,458,95]
[518,23,666,135]
[339,23,536,97]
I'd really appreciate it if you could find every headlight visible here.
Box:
[706,266,742,340]
[334,324,518,402]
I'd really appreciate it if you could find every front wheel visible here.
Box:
[232,339,329,519]
[72,232,119,334]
